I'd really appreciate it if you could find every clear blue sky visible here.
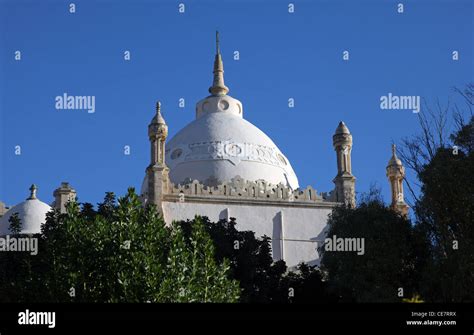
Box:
[0,0,472,208]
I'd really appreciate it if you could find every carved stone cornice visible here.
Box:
[165,176,336,206]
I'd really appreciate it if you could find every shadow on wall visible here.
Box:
[309,225,329,267]
[272,212,327,268]
[272,211,283,262]
[219,208,229,221]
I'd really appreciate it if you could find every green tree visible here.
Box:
[281,263,335,303]
[398,84,473,302]
[0,188,239,303]
[8,212,22,234]
[178,217,336,303]
[319,189,428,302]
[0,213,39,302]
[159,218,240,302]
[415,117,474,302]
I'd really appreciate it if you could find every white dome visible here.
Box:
[162,94,299,190]
[141,43,300,196]
[0,197,51,236]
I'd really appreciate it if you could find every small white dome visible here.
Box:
[0,186,52,235]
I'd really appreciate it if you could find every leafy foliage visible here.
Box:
[319,196,429,302]
[1,114,471,304]
[415,117,474,302]
[178,217,336,303]
[8,212,22,235]
[0,188,239,303]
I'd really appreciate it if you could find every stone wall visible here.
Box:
[162,177,337,267]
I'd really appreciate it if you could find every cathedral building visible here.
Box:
[0,34,409,267]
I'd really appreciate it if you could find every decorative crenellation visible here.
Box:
[167,176,329,203]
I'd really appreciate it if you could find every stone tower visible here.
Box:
[145,101,170,212]
[53,182,76,213]
[386,144,409,216]
[332,121,356,207]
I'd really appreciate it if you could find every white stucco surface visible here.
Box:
[163,201,331,267]
[0,198,51,235]
[163,94,299,190]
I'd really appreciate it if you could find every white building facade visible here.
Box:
[5,34,421,269]
[139,33,357,267]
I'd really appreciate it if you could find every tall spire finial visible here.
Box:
[28,184,37,200]
[152,100,166,125]
[392,143,396,156]
[156,101,161,115]
[209,31,229,96]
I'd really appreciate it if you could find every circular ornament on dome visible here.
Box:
[218,99,230,111]
[202,101,211,113]
[171,148,183,160]
[225,143,242,156]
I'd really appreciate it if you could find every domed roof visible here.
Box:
[0,185,51,235]
[142,33,299,193]
[388,155,402,166]
[387,144,403,167]
[151,101,166,125]
[335,121,350,135]
[164,95,299,189]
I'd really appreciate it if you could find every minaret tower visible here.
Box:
[53,182,77,213]
[386,144,409,216]
[145,101,170,211]
[332,121,356,207]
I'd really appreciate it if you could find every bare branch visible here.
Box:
[403,178,419,207]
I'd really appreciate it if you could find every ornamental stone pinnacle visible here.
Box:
[332,121,356,207]
[27,184,37,200]
[209,31,229,96]
[386,144,409,216]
